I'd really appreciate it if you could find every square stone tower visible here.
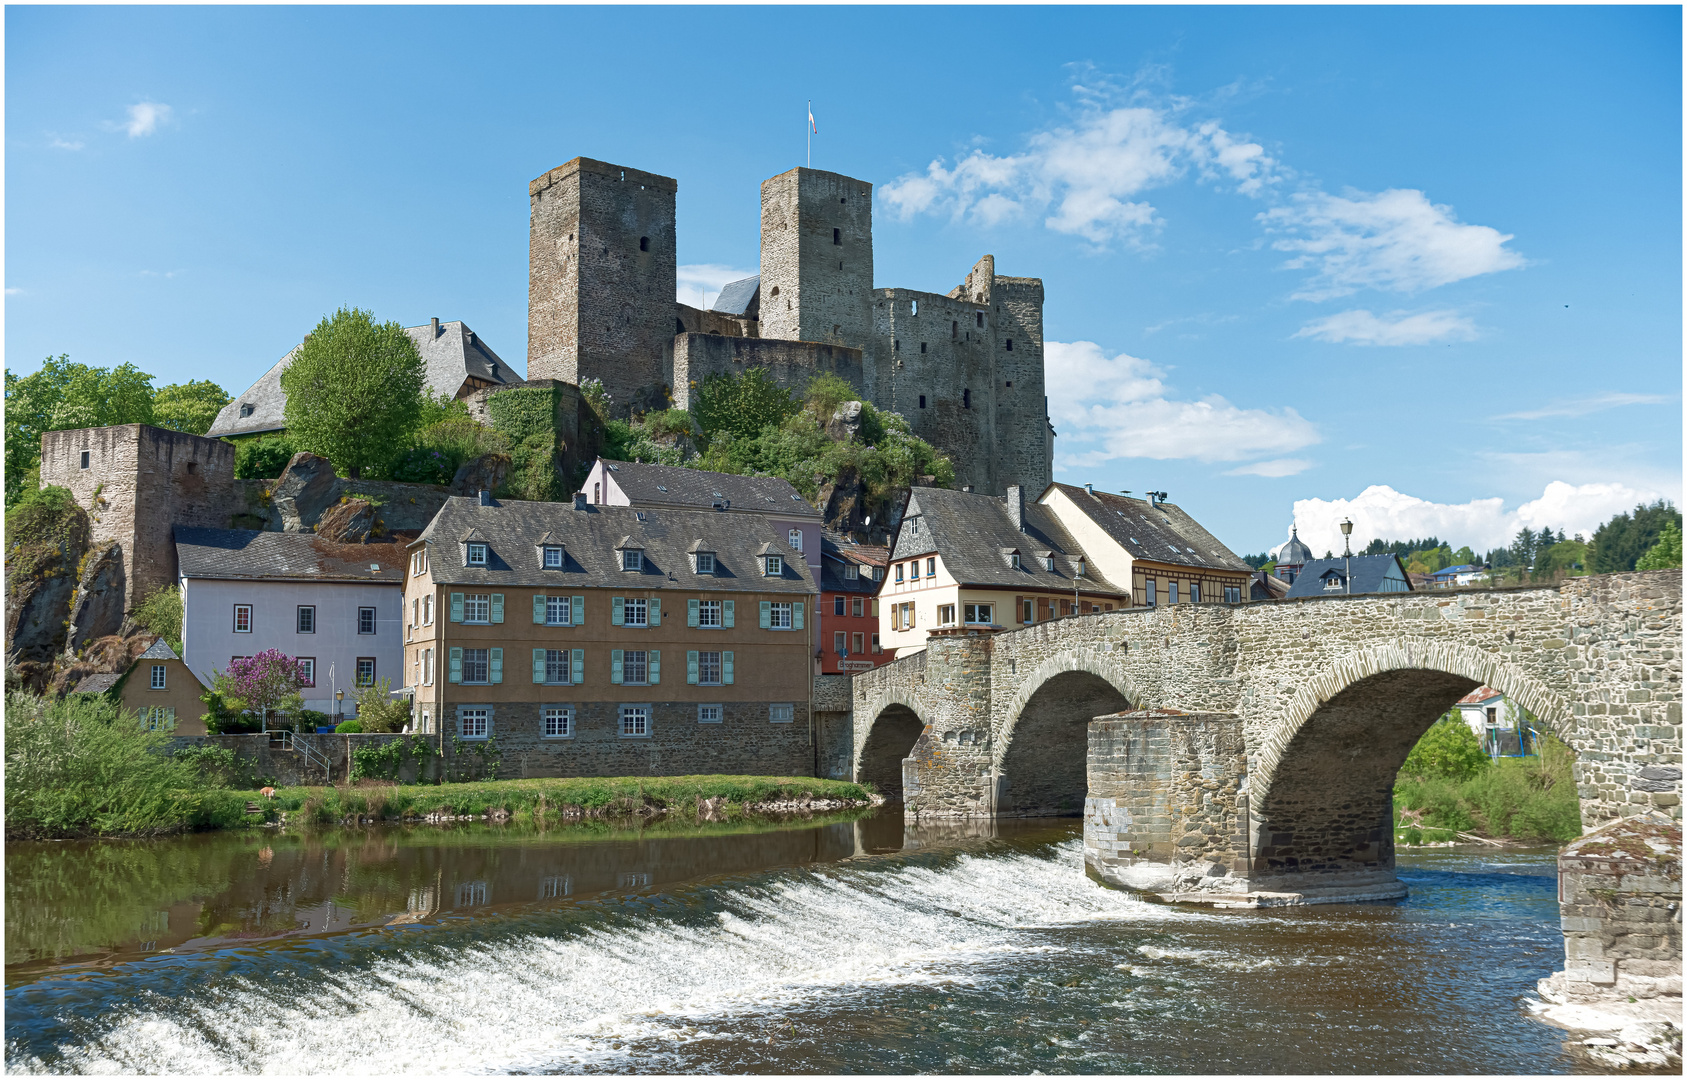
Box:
[528,157,678,413]
[759,168,874,351]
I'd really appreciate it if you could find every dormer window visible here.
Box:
[844,563,858,580]
[466,543,488,567]
[239,403,254,418]
[1324,575,1344,590]
[622,549,643,572]
[1044,556,1055,572]
[695,551,716,574]
[764,555,783,576]
[542,545,564,569]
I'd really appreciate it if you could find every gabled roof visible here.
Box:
[137,638,180,662]
[1456,685,1505,706]
[70,673,122,695]
[890,487,1125,595]
[600,459,821,519]
[709,274,760,316]
[207,320,515,438]
[820,533,887,594]
[414,497,817,594]
[1045,484,1251,573]
[1282,555,1413,598]
[175,527,406,583]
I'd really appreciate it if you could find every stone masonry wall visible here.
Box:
[758,168,874,352]
[670,334,864,412]
[873,288,997,494]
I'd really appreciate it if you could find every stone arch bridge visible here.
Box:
[850,571,1680,904]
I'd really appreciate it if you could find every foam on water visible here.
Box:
[13,840,1200,1075]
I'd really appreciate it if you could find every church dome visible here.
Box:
[1275,526,1314,567]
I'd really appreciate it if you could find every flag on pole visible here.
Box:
[808,102,817,134]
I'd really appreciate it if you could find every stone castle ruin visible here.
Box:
[526,158,1055,498]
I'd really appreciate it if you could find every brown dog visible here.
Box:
[259,787,277,799]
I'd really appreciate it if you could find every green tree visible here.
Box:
[352,677,413,733]
[1401,714,1491,782]
[692,367,800,445]
[1592,500,1682,573]
[1450,546,1477,567]
[151,380,230,435]
[280,308,427,478]
[232,434,298,480]
[131,586,184,650]
[1636,520,1682,571]
[4,356,156,505]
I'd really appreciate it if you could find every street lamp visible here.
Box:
[1340,518,1354,595]
[335,688,345,724]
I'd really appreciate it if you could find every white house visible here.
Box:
[175,527,405,718]
[1454,685,1532,755]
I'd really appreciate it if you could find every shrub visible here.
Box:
[351,676,411,734]
[232,434,298,479]
[391,419,511,484]
[131,585,183,645]
[335,720,363,734]
[171,743,271,789]
[694,367,799,444]
[1401,714,1490,782]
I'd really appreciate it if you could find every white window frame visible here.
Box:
[297,605,316,634]
[622,549,644,572]
[233,604,252,633]
[358,606,377,635]
[788,528,804,552]
[150,664,166,690]
[698,650,723,685]
[423,595,434,625]
[765,554,783,576]
[422,649,433,686]
[355,657,376,686]
[697,703,723,724]
[299,657,316,687]
[466,543,488,567]
[965,603,993,625]
[851,597,863,618]
[542,705,573,738]
[769,602,793,630]
[544,649,570,684]
[769,703,794,724]
[463,593,491,624]
[543,546,564,569]
[623,597,649,628]
[844,563,859,580]
[937,604,956,627]
[694,551,716,574]
[459,707,489,740]
[622,649,649,685]
[1169,583,1179,605]
[546,595,572,626]
[697,599,722,628]
[619,704,651,738]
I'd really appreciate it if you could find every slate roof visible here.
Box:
[137,638,181,662]
[890,487,1126,596]
[1282,555,1413,598]
[1274,527,1314,567]
[1046,484,1251,573]
[416,497,818,594]
[174,527,407,583]
[602,459,821,519]
[821,533,889,595]
[709,275,760,316]
[71,672,122,695]
[207,320,515,438]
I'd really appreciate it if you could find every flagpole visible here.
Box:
[807,99,811,168]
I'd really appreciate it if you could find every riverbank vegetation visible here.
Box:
[1393,713,1581,845]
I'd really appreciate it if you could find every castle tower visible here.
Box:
[990,273,1053,496]
[758,168,874,351]
[528,158,677,413]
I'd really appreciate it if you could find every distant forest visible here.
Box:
[1241,500,1681,584]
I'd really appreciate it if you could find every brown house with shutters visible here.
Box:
[403,494,819,778]
[73,639,211,735]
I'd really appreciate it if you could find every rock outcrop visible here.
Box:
[268,453,339,532]
[316,499,380,544]
[4,490,92,691]
[65,540,127,653]
[450,453,511,497]
[825,400,863,442]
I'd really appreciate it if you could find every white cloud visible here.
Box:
[117,102,172,138]
[1285,479,1665,555]
[1047,340,1320,469]
[4,287,23,296]
[1292,308,1479,346]
[1259,189,1525,301]
[676,263,756,309]
[49,134,84,151]
[1225,458,1312,478]
[879,103,1278,248]
[1494,392,1671,421]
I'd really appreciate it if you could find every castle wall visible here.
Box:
[528,158,678,414]
[991,275,1053,496]
[874,287,998,493]
[759,169,874,351]
[671,334,864,411]
[675,302,756,341]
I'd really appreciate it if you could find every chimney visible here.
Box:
[431,317,440,338]
[573,491,589,510]
[1007,484,1025,532]
[1085,483,1095,497]
[478,489,492,506]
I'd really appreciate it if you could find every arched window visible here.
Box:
[593,482,601,504]
[787,528,803,552]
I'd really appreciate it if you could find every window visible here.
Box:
[412,550,428,576]
[895,564,904,583]
[852,597,863,618]
[938,604,957,626]
[834,631,847,656]
[834,595,846,616]
[1325,575,1343,590]
[695,551,716,574]
[545,595,572,625]
[423,650,433,686]
[464,594,490,623]
[624,597,648,627]
[543,546,564,569]
[150,664,166,690]
[844,563,858,581]
[919,395,926,409]
[1224,586,1242,604]
[467,543,488,566]
[1010,553,1021,570]
[79,450,90,469]
[769,703,794,724]
[1143,580,1156,608]
[593,482,601,503]
[872,633,881,653]
[622,549,643,572]
[769,602,793,629]
[141,707,176,732]
[976,312,984,328]
[698,703,723,724]
[852,632,864,654]
[910,561,920,580]
[622,650,649,684]
[832,227,841,245]
[965,603,993,625]
[1168,583,1179,606]
[299,658,316,687]
[764,555,783,576]
[356,658,376,686]
[462,648,490,684]
[963,388,970,409]
[239,403,255,418]
[920,342,927,354]
[639,235,650,252]
[927,557,936,576]
[358,607,376,635]
[952,320,958,338]
[1191,584,1201,604]
[423,595,433,625]
[233,605,252,633]
[1005,339,1014,351]
[543,649,570,684]
[1045,556,1055,572]
[1023,600,1034,624]
[411,598,419,628]
[697,599,722,628]
[788,529,803,552]
[872,566,883,581]
[460,708,488,740]
[543,706,573,738]
[620,705,650,738]
[698,650,723,685]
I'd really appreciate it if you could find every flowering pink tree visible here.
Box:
[213,650,309,732]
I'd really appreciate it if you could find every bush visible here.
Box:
[1401,714,1490,782]
[171,743,272,789]
[335,720,363,734]
[352,676,411,733]
[391,419,510,484]
[693,367,799,444]
[232,434,298,479]
[1394,730,1580,843]
[131,585,183,645]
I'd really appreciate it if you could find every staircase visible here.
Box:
[274,730,335,784]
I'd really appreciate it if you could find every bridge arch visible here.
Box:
[993,649,1137,817]
[1249,640,1577,884]
[853,689,928,802]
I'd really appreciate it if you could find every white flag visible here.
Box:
[808,103,817,134]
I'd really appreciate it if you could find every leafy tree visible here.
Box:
[4,356,156,505]
[151,380,230,435]
[1636,520,1683,571]
[693,367,800,444]
[280,307,427,478]
[131,586,183,650]
[352,677,413,733]
[232,434,298,479]
[1591,500,1682,573]
[210,650,308,731]
[1401,714,1491,782]
[1450,546,1477,567]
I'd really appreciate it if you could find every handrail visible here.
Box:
[287,732,335,783]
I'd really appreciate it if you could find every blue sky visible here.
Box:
[7,5,1680,556]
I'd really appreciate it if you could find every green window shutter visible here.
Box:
[649,650,661,684]
[723,600,735,627]
[572,596,585,625]
[793,602,804,630]
[491,594,505,624]
[449,647,463,683]
[759,601,771,628]
[649,598,661,627]
[612,597,625,626]
[723,650,734,685]
[571,648,584,685]
[687,599,700,627]
[532,648,547,683]
[533,595,546,624]
[611,648,624,684]
[687,650,699,684]
[450,593,464,623]
[490,648,503,684]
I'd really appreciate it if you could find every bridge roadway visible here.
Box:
[849,571,1681,905]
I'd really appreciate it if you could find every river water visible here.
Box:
[4,810,1617,1074]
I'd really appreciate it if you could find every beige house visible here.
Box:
[74,639,210,735]
[404,493,819,778]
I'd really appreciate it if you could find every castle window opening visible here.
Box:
[1005,381,1013,388]
[919,395,926,409]
[976,312,984,327]
[920,342,927,354]
[833,228,841,245]
[639,236,649,252]
[952,320,958,338]
[840,197,846,204]
[770,286,779,296]
[1005,339,1013,351]
[963,388,971,409]
[186,461,197,474]
[79,451,89,469]
[912,299,919,315]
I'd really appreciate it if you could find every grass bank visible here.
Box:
[1393,717,1581,845]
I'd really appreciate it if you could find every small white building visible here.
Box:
[175,527,405,717]
[1454,685,1532,755]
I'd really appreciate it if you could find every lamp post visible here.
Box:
[335,688,345,726]
[1340,518,1354,595]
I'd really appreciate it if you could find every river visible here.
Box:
[4,809,1623,1074]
